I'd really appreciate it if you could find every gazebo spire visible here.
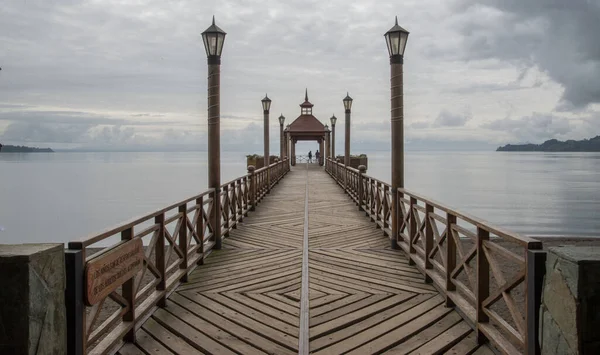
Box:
[305,88,308,102]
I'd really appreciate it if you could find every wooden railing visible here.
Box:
[325,157,545,354]
[65,158,289,354]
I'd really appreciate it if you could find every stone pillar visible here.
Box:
[0,244,66,355]
[539,246,600,355]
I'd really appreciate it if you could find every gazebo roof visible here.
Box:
[287,114,325,133]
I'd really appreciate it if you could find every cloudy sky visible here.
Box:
[1,0,599,152]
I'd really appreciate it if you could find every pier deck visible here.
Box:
[118,164,492,354]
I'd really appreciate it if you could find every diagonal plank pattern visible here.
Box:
[118,163,491,355]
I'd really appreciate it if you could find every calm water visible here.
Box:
[0,151,598,244]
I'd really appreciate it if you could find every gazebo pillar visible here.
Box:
[325,132,330,162]
[291,139,296,166]
[319,139,324,166]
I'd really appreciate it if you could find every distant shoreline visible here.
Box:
[0,144,53,153]
[497,136,600,152]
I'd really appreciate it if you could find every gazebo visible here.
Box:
[284,90,331,166]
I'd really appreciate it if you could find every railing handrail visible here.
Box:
[68,188,215,248]
[324,156,544,354]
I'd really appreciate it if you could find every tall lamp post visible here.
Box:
[262,94,272,192]
[385,17,409,250]
[330,114,337,159]
[343,93,353,166]
[202,16,226,249]
[278,114,285,160]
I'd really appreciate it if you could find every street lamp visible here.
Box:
[278,114,285,159]
[202,16,227,249]
[343,92,353,166]
[261,94,271,191]
[385,16,409,250]
[330,114,337,159]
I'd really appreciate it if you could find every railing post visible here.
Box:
[383,184,390,234]
[65,249,84,355]
[121,227,136,342]
[424,203,434,283]
[231,182,238,229]
[358,165,366,211]
[445,212,457,307]
[222,185,229,237]
[197,196,205,265]
[155,213,166,307]
[267,162,271,194]
[476,226,490,345]
[526,249,546,355]
[178,203,189,282]
[408,197,417,265]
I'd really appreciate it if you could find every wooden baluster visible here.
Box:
[358,166,366,211]
[121,226,136,342]
[248,166,256,211]
[375,182,382,228]
[222,185,229,237]
[383,185,390,235]
[197,196,204,265]
[476,226,490,344]
[155,213,166,307]
[178,203,189,282]
[424,203,434,283]
[231,182,237,230]
[445,212,457,306]
[409,197,417,265]
[370,179,376,220]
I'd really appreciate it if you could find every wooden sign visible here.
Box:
[85,239,144,306]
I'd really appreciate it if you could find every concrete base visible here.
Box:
[0,244,66,355]
[539,246,600,355]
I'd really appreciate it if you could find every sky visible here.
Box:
[1,0,599,152]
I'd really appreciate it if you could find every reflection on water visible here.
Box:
[0,151,598,244]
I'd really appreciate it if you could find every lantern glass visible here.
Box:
[279,115,285,125]
[330,115,337,126]
[343,93,353,111]
[261,95,271,112]
[384,18,409,57]
[201,17,227,58]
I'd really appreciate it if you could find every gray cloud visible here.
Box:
[453,0,600,108]
[481,113,573,142]
[434,110,471,127]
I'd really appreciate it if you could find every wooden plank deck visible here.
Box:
[118,163,492,354]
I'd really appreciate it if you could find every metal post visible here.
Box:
[390,58,403,250]
[208,62,222,249]
[280,123,284,160]
[264,109,270,193]
[526,249,547,355]
[331,124,336,160]
[345,109,350,166]
[65,250,84,355]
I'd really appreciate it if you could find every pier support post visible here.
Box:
[358,165,366,211]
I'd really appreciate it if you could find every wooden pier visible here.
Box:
[116,163,492,355]
[65,159,544,354]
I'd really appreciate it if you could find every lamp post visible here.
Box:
[261,94,272,192]
[385,16,409,250]
[278,114,285,160]
[343,93,353,166]
[330,114,337,159]
[324,124,331,164]
[201,16,226,249]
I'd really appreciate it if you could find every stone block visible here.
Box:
[539,246,600,355]
[0,244,66,355]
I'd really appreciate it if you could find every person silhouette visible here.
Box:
[308,150,312,163]
[315,150,320,164]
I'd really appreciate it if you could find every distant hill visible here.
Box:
[497,136,600,152]
[0,144,54,153]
